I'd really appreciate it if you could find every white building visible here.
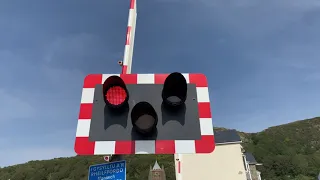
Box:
[175,130,262,180]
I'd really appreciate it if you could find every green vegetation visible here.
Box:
[0,117,319,180]
[0,155,175,180]
[242,117,320,180]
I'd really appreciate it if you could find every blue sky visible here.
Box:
[1,0,320,167]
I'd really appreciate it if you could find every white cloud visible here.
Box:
[0,49,84,122]
[44,33,115,64]
[0,147,75,167]
[0,129,76,167]
[305,72,320,81]
[0,48,82,167]
[289,0,320,10]
[190,0,320,43]
[0,89,36,121]
[41,65,85,87]
[0,50,25,77]
[199,0,320,9]
[44,33,97,62]
[42,33,121,74]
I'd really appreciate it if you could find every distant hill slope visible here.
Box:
[0,155,176,180]
[242,117,320,180]
[1,117,319,180]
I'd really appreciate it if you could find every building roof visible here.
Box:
[152,160,161,170]
[214,129,242,144]
[244,152,258,164]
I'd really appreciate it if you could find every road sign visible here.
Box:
[75,73,215,155]
[88,160,126,180]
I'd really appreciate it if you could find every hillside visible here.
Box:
[242,117,320,180]
[0,117,319,180]
[0,155,176,180]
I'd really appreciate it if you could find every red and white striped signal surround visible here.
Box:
[75,73,215,155]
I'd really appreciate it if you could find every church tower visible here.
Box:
[148,160,166,180]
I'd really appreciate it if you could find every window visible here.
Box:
[242,155,248,171]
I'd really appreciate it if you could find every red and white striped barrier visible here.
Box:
[122,0,137,74]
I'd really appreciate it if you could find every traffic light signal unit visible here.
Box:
[75,73,215,155]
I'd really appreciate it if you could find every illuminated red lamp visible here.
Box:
[103,76,129,109]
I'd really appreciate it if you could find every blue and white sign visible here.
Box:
[88,160,126,180]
